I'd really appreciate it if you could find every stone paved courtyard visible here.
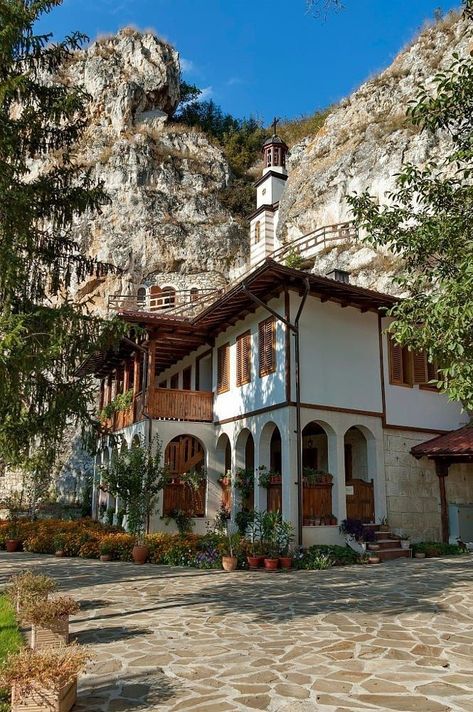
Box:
[1,553,473,711]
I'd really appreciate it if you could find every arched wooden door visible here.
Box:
[163,436,206,517]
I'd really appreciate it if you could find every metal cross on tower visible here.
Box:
[272,117,280,135]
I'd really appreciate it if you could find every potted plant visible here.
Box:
[217,471,231,488]
[20,596,80,651]
[246,515,263,569]
[98,539,114,562]
[222,524,238,572]
[278,519,295,569]
[7,571,57,613]
[260,511,281,570]
[53,534,67,558]
[257,466,281,488]
[0,645,89,712]
[5,519,22,552]
[399,532,410,550]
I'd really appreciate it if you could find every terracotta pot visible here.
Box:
[279,556,293,570]
[264,558,279,570]
[132,544,149,565]
[100,554,112,562]
[247,556,262,569]
[368,556,381,564]
[415,552,426,559]
[6,539,20,553]
[222,556,238,572]
[55,550,65,558]
[269,475,282,485]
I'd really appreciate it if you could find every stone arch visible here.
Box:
[258,422,282,512]
[344,425,376,523]
[235,428,255,511]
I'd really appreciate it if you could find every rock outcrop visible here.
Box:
[277,11,472,291]
[58,29,246,313]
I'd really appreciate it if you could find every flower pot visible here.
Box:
[132,544,149,565]
[6,539,21,553]
[247,556,262,570]
[31,617,69,651]
[100,554,112,562]
[400,540,410,550]
[314,518,321,526]
[368,556,381,564]
[415,552,426,559]
[263,558,279,571]
[269,475,282,485]
[368,543,380,551]
[55,550,65,558]
[12,677,77,712]
[279,556,293,570]
[222,556,238,572]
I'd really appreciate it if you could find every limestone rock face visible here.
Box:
[277,13,472,291]
[60,29,246,313]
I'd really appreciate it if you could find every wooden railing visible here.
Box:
[107,222,357,318]
[147,388,213,423]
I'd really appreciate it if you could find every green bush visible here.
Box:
[296,544,359,569]
[411,541,468,557]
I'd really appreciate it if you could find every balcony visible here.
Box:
[105,389,214,431]
[147,388,213,423]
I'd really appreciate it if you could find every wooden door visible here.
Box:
[163,436,206,517]
[346,478,374,522]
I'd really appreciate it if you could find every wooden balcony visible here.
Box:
[147,388,213,423]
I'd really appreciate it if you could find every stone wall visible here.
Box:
[384,429,473,542]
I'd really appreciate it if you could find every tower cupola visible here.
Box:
[262,134,288,175]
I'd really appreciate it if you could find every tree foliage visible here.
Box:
[0,0,123,476]
[349,1,473,409]
[101,437,169,537]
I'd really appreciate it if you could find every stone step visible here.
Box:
[374,530,396,540]
[376,548,410,561]
[371,538,401,550]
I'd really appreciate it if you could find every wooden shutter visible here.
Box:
[236,331,251,386]
[217,343,230,393]
[259,317,276,377]
[413,351,428,385]
[389,337,404,385]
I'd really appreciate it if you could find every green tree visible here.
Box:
[0,0,122,483]
[349,0,473,409]
[101,437,169,537]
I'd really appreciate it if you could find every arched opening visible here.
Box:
[190,287,199,302]
[302,422,335,526]
[163,435,206,517]
[344,426,375,523]
[137,286,147,308]
[149,285,162,311]
[259,423,282,513]
[216,433,232,512]
[161,286,176,308]
[131,434,141,449]
[235,429,255,511]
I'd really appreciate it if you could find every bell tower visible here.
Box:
[249,119,288,267]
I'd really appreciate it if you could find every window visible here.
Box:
[266,148,272,167]
[255,221,261,244]
[389,337,438,388]
[217,343,230,393]
[161,286,176,308]
[190,288,199,302]
[182,366,192,391]
[259,317,276,377]
[170,373,179,389]
[273,147,280,165]
[236,331,251,387]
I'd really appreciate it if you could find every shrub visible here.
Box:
[412,542,468,558]
[19,597,80,626]
[6,571,57,610]
[296,545,360,569]
[98,533,134,561]
[0,645,89,698]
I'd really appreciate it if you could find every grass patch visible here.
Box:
[0,594,23,711]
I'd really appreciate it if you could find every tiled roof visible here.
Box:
[411,424,473,458]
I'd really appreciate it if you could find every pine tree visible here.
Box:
[0,0,122,481]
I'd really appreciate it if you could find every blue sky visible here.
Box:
[37,0,461,124]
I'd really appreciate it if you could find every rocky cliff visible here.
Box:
[278,11,472,292]
[59,29,246,312]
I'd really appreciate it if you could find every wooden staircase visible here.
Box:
[364,524,411,562]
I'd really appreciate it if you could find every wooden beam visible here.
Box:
[436,459,450,544]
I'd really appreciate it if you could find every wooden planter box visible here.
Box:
[30,618,69,651]
[12,678,77,712]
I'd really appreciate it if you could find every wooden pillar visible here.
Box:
[123,360,130,393]
[132,352,140,397]
[147,340,156,392]
[436,459,450,543]
[99,380,105,411]
[106,374,113,406]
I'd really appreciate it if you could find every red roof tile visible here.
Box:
[411,424,473,458]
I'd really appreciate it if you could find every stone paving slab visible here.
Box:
[0,553,472,711]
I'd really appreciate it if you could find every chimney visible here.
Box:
[326,268,351,284]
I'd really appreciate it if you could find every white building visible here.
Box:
[90,136,471,549]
